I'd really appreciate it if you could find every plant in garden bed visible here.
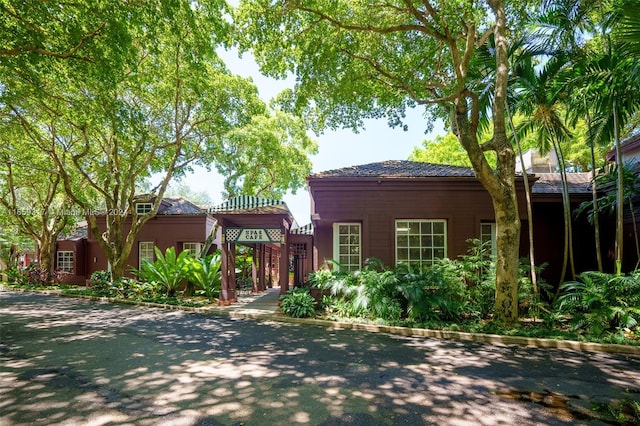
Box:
[183,253,222,300]
[132,246,190,297]
[556,270,640,337]
[280,288,316,318]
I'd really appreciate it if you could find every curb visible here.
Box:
[3,288,639,355]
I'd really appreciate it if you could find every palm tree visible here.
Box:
[531,0,640,277]
[514,56,577,285]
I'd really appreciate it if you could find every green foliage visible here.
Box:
[557,271,640,336]
[279,288,316,318]
[132,247,191,297]
[409,132,473,167]
[313,240,555,325]
[183,253,222,300]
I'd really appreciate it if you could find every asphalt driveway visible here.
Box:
[1,291,639,425]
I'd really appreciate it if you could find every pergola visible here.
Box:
[208,196,295,305]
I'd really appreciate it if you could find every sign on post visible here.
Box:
[224,227,282,244]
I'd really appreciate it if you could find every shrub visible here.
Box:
[132,246,190,297]
[183,253,222,299]
[557,270,640,335]
[22,263,67,286]
[280,288,316,318]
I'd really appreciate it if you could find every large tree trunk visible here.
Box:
[467,0,520,324]
[37,234,56,280]
[492,190,522,322]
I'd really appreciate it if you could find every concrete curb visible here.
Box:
[3,287,639,355]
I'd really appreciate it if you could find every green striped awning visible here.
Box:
[208,195,287,213]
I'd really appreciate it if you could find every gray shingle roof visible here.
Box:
[58,222,88,241]
[308,160,476,178]
[531,173,593,194]
[157,198,205,215]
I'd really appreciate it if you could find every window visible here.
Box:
[139,242,155,267]
[183,242,203,257]
[135,203,153,215]
[396,220,447,270]
[56,251,74,272]
[480,222,497,259]
[333,223,361,272]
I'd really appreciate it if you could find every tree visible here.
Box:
[164,182,214,207]
[237,0,526,322]
[215,110,318,199]
[3,1,316,281]
[514,56,577,284]
[0,121,79,278]
[409,133,472,167]
[0,1,127,60]
[568,31,640,275]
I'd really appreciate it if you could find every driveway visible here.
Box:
[1,291,639,425]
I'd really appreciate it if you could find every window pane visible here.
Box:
[56,251,74,272]
[395,220,447,268]
[334,223,361,271]
[433,222,444,234]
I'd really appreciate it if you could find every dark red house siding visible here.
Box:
[309,177,529,269]
[87,214,213,277]
[55,239,86,285]
[59,212,213,284]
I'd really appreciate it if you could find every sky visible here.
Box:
[179,47,446,224]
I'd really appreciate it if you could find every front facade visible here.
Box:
[57,160,604,293]
[57,198,216,284]
[307,160,595,284]
[307,161,529,272]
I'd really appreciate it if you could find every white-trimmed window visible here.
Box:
[333,223,361,272]
[56,251,74,272]
[480,222,497,259]
[135,203,153,215]
[396,220,447,270]
[183,242,203,257]
[139,242,155,267]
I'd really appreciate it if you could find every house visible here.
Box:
[56,160,605,295]
[306,160,596,284]
[516,148,559,173]
[606,133,640,164]
[56,198,217,285]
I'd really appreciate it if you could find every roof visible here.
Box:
[208,195,291,215]
[291,223,313,235]
[606,133,640,162]
[531,173,592,194]
[308,160,476,179]
[157,198,204,215]
[58,222,88,241]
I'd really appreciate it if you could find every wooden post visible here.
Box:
[228,243,237,302]
[259,244,266,291]
[279,233,289,296]
[251,245,259,293]
[267,246,273,288]
[219,241,230,305]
